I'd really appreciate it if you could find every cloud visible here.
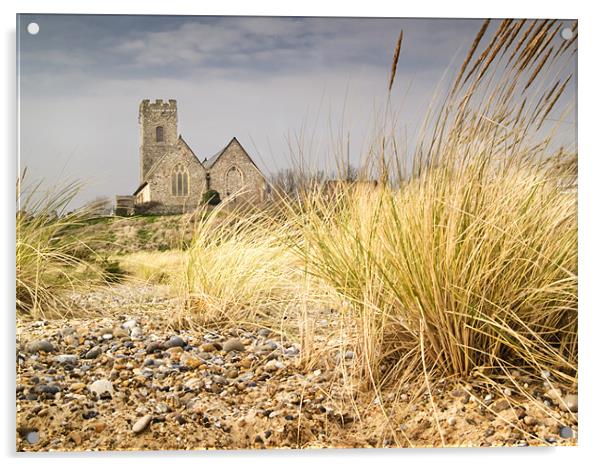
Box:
[112,18,385,70]
[17,15,576,209]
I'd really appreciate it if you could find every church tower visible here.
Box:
[138,99,178,182]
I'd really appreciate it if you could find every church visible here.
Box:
[116,99,266,215]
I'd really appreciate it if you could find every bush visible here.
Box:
[202,190,221,206]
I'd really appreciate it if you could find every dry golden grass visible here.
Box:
[180,19,577,399]
[116,250,186,285]
[181,202,318,334]
[16,174,105,319]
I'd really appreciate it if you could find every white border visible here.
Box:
[2,1,599,465]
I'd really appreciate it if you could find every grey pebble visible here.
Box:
[54,354,78,365]
[84,346,102,360]
[165,336,186,349]
[25,431,39,444]
[223,338,245,352]
[559,426,573,439]
[146,341,165,353]
[26,340,55,354]
[34,384,60,395]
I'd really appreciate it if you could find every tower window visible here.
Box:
[171,163,189,196]
[156,126,164,143]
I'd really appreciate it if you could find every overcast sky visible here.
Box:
[17,15,576,207]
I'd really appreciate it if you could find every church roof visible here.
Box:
[143,135,203,181]
[135,136,263,196]
[133,181,148,196]
[202,137,236,168]
[202,137,262,172]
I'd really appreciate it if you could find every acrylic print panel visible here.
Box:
[16,14,577,451]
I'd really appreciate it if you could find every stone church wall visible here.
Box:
[145,139,208,213]
[209,139,266,204]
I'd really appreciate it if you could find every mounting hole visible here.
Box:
[27,22,40,35]
[560,27,574,41]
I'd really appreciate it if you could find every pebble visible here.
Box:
[69,431,82,446]
[180,353,201,369]
[146,341,165,353]
[201,342,216,352]
[34,384,60,395]
[112,327,129,338]
[264,360,284,372]
[240,357,253,369]
[82,410,97,420]
[25,431,39,444]
[88,379,114,399]
[93,422,107,433]
[60,327,77,336]
[132,414,152,434]
[122,319,137,330]
[20,314,576,451]
[493,400,511,412]
[559,426,573,439]
[84,346,102,359]
[54,354,78,365]
[165,336,186,349]
[562,394,578,413]
[26,340,55,354]
[223,338,245,353]
[545,388,563,405]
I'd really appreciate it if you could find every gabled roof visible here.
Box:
[202,140,231,168]
[137,136,264,196]
[133,181,148,196]
[202,137,263,174]
[144,135,204,180]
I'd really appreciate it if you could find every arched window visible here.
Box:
[156,126,164,143]
[225,166,243,199]
[171,163,189,196]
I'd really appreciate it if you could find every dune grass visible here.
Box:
[180,202,317,334]
[181,19,577,397]
[117,250,186,285]
[16,174,106,319]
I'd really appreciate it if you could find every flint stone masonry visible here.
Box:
[116,99,266,215]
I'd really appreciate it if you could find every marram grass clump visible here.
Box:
[180,19,577,396]
[16,175,106,319]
